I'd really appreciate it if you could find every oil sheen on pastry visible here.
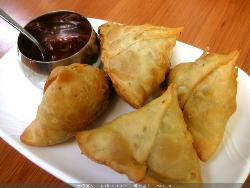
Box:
[21,63,110,146]
[99,22,183,108]
[77,84,201,183]
[168,51,239,161]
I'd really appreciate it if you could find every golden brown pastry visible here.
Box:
[21,63,110,146]
[76,84,201,184]
[99,22,183,108]
[168,51,239,161]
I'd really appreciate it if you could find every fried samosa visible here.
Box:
[76,84,201,183]
[168,51,239,161]
[99,22,183,108]
[21,63,110,146]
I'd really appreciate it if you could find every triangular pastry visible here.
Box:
[168,51,239,161]
[76,84,201,183]
[21,63,110,146]
[99,22,183,108]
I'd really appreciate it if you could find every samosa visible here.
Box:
[99,22,183,108]
[168,51,239,161]
[21,63,110,146]
[76,84,201,183]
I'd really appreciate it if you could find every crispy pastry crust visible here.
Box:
[99,22,183,108]
[77,85,201,183]
[21,63,110,146]
[168,51,239,161]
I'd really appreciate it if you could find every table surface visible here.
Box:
[0,0,249,187]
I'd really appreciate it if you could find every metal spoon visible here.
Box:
[0,8,45,61]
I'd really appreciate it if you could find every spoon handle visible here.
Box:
[0,8,45,60]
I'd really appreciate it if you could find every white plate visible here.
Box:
[0,18,250,184]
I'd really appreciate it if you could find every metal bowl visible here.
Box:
[17,10,100,88]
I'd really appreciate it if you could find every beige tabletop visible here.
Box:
[0,0,249,187]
